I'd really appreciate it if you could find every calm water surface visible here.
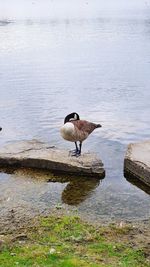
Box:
[0,0,150,221]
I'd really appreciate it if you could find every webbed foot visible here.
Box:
[70,150,81,157]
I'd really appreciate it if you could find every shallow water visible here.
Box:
[0,0,150,221]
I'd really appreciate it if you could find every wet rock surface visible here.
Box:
[0,139,105,178]
[124,140,150,186]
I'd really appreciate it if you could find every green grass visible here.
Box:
[0,215,149,267]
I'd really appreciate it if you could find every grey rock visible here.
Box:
[0,140,105,178]
[124,140,150,186]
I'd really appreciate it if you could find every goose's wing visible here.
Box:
[72,120,97,135]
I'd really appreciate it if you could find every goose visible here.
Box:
[0,127,2,131]
[60,112,102,156]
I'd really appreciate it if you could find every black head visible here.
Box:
[0,127,2,131]
[64,112,80,124]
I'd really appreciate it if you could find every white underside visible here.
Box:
[60,122,76,142]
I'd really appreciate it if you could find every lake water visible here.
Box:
[0,0,150,222]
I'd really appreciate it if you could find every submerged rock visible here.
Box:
[124,140,150,186]
[0,140,105,178]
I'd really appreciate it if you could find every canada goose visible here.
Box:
[60,112,102,156]
[0,127,2,131]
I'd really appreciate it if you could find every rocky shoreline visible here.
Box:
[0,139,105,178]
[124,140,150,187]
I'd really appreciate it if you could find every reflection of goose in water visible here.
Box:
[1,168,103,206]
[61,177,101,205]
[47,173,101,205]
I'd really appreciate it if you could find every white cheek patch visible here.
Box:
[69,118,75,121]
[74,114,78,120]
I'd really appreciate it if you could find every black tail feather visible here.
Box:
[96,124,102,128]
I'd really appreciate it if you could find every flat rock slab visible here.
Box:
[0,140,105,178]
[124,140,150,186]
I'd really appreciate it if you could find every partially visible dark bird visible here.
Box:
[0,127,2,131]
[60,112,102,156]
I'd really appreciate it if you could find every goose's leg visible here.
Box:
[69,142,79,156]
[75,141,78,152]
[79,142,82,155]
[76,142,82,156]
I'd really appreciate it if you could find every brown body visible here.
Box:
[60,120,100,143]
[71,120,100,142]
